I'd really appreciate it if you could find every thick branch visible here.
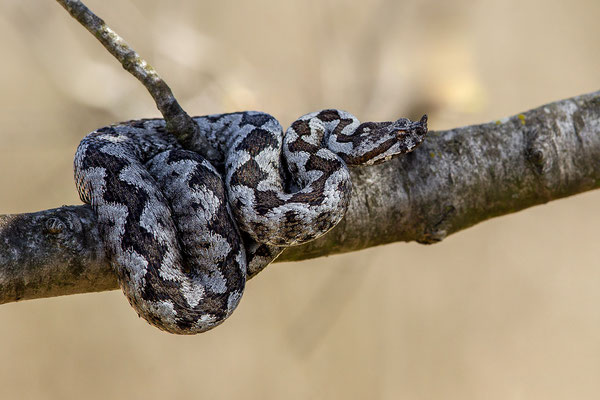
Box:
[1,91,599,305]
[55,0,219,161]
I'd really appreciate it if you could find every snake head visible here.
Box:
[342,114,428,166]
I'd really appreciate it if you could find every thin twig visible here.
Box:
[55,0,220,161]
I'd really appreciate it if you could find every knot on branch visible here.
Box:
[43,208,87,255]
[525,128,550,177]
[45,217,67,234]
[417,204,455,244]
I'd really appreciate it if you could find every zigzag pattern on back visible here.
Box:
[74,110,428,334]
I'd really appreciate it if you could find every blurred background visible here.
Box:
[1,0,599,398]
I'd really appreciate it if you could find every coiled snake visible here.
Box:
[74,109,428,334]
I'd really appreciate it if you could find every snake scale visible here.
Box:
[74,109,428,334]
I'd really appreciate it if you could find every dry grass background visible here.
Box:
[1,0,600,398]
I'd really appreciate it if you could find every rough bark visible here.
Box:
[1,90,599,305]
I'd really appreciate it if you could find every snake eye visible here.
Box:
[396,130,406,137]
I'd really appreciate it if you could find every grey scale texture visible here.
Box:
[1,90,599,326]
[72,110,427,333]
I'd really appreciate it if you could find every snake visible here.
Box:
[74,109,428,334]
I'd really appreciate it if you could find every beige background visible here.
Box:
[1,0,600,399]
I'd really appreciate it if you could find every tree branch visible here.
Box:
[5,1,595,305]
[55,0,220,161]
[1,90,599,305]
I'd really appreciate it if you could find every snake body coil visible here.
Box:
[74,110,428,334]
